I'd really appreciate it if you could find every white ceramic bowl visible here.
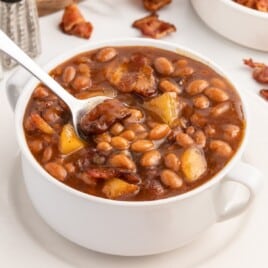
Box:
[191,0,268,51]
[6,38,262,256]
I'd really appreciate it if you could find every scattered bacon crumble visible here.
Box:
[143,0,172,11]
[60,4,93,39]
[132,13,176,39]
[234,0,268,12]
[244,58,268,101]
[260,89,268,100]
[244,58,268,84]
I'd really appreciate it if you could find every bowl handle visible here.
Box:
[216,161,263,222]
[6,67,31,111]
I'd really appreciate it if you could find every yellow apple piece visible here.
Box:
[181,146,207,182]
[143,92,179,125]
[102,178,139,199]
[59,123,85,154]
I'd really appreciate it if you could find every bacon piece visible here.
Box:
[59,4,93,39]
[143,0,172,11]
[87,168,117,180]
[260,89,268,100]
[244,58,268,84]
[106,53,157,97]
[78,99,131,137]
[86,167,141,183]
[132,13,176,39]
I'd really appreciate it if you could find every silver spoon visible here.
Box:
[0,30,110,137]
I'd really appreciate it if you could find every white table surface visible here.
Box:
[0,0,268,267]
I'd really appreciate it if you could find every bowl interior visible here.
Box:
[15,38,249,206]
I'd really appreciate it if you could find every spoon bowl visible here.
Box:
[0,30,110,138]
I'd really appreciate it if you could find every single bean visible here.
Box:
[62,66,76,83]
[120,130,135,141]
[210,140,233,158]
[176,132,194,147]
[164,153,180,172]
[131,139,154,152]
[96,47,117,62]
[173,66,194,77]
[222,124,240,140]
[159,79,182,94]
[192,95,210,109]
[149,124,170,140]
[136,131,149,139]
[72,75,92,91]
[78,172,97,186]
[210,77,226,89]
[186,79,209,95]
[78,63,90,77]
[111,136,129,150]
[211,102,231,117]
[190,113,207,127]
[45,162,67,181]
[205,87,229,102]
[33,86,49,98]
[160,169,183,189]
[127,123,147,133]
[95,132,112,143]
[194,130,206,148]
[110,123,124,136]
[28,139,43,153]
[109,154,136,170]
[140,150,161,167]
[42,146,53,162]
[154,57,174,75]
[174,59,188,68]
[74,56,92,64]
[97,141,112,151]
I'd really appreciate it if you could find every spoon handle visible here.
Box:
[0,30,76,108]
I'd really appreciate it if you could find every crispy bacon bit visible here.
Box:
[87,168,117,180]
[132,13,176,39]
[106,53,157,97]
[234,0,268,12]
[260,89,268,100]
[244,58,268,84]
[143,0,172,11]
[60,4,93,39]
[79,99,131,137]
[86,167,141,183]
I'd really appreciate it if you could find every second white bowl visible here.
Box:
[191,0,268,51]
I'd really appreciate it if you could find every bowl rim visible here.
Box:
[15,37,248,207]
[221,0,268,18]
